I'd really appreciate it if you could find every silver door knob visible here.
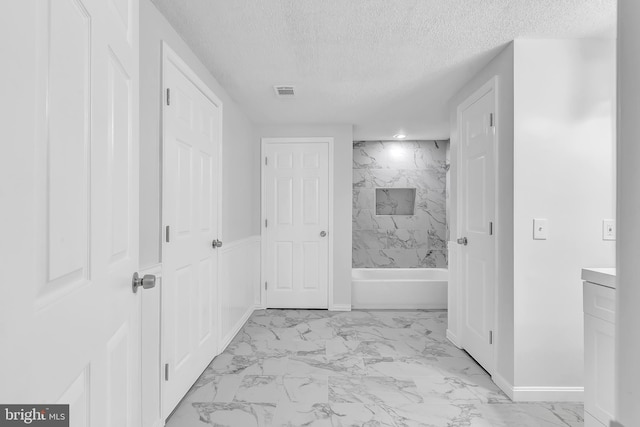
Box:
[457,237,468,246]
[132,272,156,293]
[212,239,223,249]
[320,231,327,237]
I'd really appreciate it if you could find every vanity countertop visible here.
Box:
[581,268,616,290]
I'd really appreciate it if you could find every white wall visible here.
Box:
[139,0,259,267]
[448,39,616,399]
[139,3,260,424]
[256,124,353,308]
[218,237,261,350]
[513,39,616,393]
[615,1,640,425]
[448,43,515,386]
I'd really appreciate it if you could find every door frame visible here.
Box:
[454,76,500,375]
[260,137,334,309]
[160,41,224,418]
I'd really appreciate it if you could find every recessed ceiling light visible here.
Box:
[393,134,407,139]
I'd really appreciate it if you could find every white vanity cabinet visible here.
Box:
[582,268,616,427]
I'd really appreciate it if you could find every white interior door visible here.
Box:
[263,141,329,308]
[162,47,222,418]
[458,81,496,373]
[0,0,141,425]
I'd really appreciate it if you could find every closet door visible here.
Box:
[1,0,141,425]
[457,78,496,373]
[161,47,222,418]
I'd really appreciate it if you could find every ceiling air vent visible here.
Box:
[274,85,295,97]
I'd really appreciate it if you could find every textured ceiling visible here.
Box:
[150,0,616,140]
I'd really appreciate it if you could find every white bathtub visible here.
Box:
[351,268,448,309]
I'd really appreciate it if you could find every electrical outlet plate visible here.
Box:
[603,219,616,240]
[533,218,548,240]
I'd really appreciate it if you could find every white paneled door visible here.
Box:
[162,46,222,418]
[1,0,141,426]
[263,140,330,308]
[458,79,496,373]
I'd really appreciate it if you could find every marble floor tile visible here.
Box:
[431,356,490,378]
[166,401,209,426]
[288,353,368,377]
[477,403,585,427]
[413,375,483,404]
[233,376,284,404]
[329,376,422,405]
[384,402,488,427]
[330,403,397,427]
[183,374,242,403]
[326,337,361,357]
[166,310,584,427]
[208,353,289,376]
[458,373,512,404]
[364,356,443,378]
[282,375,329,403]
[170,402,277,427]
[355,326,433,343]
[271,402,333,427]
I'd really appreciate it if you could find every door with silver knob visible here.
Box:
[456,80,496,374]
[263,140,329,309]
[4,0,142,420]
[162,55,221,417]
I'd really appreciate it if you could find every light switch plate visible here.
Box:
[533,218,548,240]
[603,219,616,240]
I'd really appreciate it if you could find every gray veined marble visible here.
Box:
[375,188,416,216]
[166,310,584,427]
[353,140,449,268]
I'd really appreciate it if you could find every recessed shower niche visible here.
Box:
[375,188,416,215]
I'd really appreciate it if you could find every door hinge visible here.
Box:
[164,363,169,381]
[489,222,493,236]
[265,281,268,290]
[166,225,170,242]
[265,219,268,228]
[489,330,494,345]
[265,157,268,166]
[489,113,494,127]
[166,88,171,106]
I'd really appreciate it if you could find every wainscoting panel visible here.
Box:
[218,236,261,352]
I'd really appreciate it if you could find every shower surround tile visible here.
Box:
[353,140,449,268]
[375,188,416,215]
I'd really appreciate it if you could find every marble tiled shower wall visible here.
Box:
[353,140,449,268]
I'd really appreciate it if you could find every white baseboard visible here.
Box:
[491,374,583,402]
[446,329,461,349]
[492,373,515,401]
[512,386,583,402]
[218,305,254,354]
[330,304,352,311]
